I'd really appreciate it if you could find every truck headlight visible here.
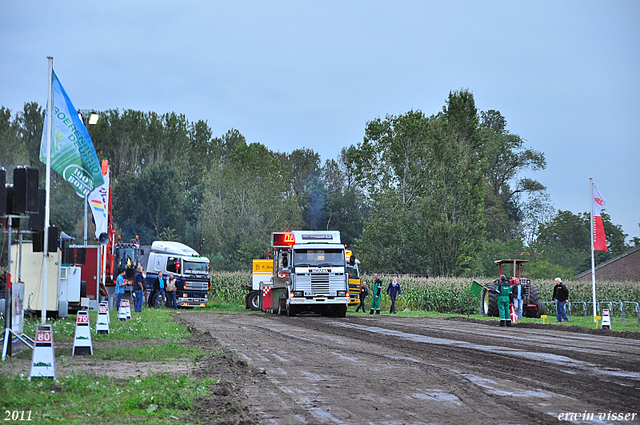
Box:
[337,291,347,297]
[292,291,304,297]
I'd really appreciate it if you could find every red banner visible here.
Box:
[592,183,607,251]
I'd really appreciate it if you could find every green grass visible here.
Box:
[0,308,219,424]
[0,372,218,424]
[3,308,206,362]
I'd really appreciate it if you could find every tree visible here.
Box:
[199,141,303,270]
[534,210,628,274]
[347,90,486,276]
[320,156,367,247]
[0,107,28,172]
[479,110,546,241]
[278,148,324,230]
[112,162,186,244]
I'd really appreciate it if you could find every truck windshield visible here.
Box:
[183,260,209,275]
[293,249,345,267]
[116,247,137,278]
[347,264,359,279]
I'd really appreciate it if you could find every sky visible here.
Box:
[1,1,639,241]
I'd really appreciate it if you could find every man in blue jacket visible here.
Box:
[115,270,126,312]
[386,275,401,314]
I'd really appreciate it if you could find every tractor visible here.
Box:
[481,259,546,318]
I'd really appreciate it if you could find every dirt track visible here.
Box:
[181,312,640,425]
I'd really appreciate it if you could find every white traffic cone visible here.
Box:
[96,302,110,334]
[30,324,55,379]
[117,300,128,320]
[72,310,93,356]
[124,299,132,319]
[601,309,612,329]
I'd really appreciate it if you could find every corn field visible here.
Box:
[210,272,640,315]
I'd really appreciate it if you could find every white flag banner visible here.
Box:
[88,169,109,241]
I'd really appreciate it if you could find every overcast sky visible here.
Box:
[1,1,639,241]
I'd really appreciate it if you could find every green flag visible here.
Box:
[469,280,483,297]
[40,69,103,197]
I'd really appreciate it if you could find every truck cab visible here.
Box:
[272,231,349,317]
[345,250,361,306]
[141,241,210,307]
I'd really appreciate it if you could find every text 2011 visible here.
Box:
[4,411,32,421]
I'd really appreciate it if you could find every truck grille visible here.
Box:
[185,281,209,291]
[311,273,329,294]
[296,273,345,295]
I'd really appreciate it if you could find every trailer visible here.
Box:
[15,242,93,317]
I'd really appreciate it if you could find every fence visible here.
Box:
[542,300,640,324]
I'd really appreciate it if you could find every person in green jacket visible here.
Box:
[369,273,382,315]
[492,275,513,327]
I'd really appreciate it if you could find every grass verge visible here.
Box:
[0,308,220,424]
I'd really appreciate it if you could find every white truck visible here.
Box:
[139,241,210,307]
[269,230,349,317]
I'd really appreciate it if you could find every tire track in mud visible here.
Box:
[181,313,640,425]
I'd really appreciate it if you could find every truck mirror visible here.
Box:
[282,253,289,268]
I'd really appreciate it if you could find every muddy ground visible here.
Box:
[3,312,639,425]
[180,312,640,425]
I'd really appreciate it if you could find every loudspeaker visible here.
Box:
[13,167,27,213]
[26,168,39,213]
[13,167,39,214]
[33,226,58,253]
[98,232,109,245]
[33,230,43,252]
[5,185,19,228]
[49,226,59,252]
[62,244,73,262]
[0,168,5,217]
[28,189,46,231]
[76,248,86,265]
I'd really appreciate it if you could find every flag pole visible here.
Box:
[589,178,597,321]
[42,57,53,324]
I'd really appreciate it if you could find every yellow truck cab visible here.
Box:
[345,250,361,306]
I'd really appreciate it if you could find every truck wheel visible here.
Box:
[247,291,260,311]
[482,283,499,317]
[287,305,297,317]
[337,305,347,318]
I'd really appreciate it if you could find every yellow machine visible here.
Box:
[345,250,361,306]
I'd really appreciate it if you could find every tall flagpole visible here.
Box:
[42,57,53,324]
[589,177,597,320]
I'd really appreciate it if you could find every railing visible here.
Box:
[542,300,640,323]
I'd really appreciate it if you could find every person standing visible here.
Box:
[552,277,569,322]
[115,270,126,312]
[153,271,166,308]
[369,273,382,315]
[166,273,178,309]
[133,266,145,312]
[493,275,512,327]
[355,282,368,312]
[511,278,523,320]
[386,275,401,314]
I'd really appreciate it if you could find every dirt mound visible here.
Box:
[444,315,640,340]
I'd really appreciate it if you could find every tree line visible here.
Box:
[1,90,637,278]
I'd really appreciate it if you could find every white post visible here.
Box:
[84,195,88,246]
[589,178,597,320]
[42,56,53,324]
